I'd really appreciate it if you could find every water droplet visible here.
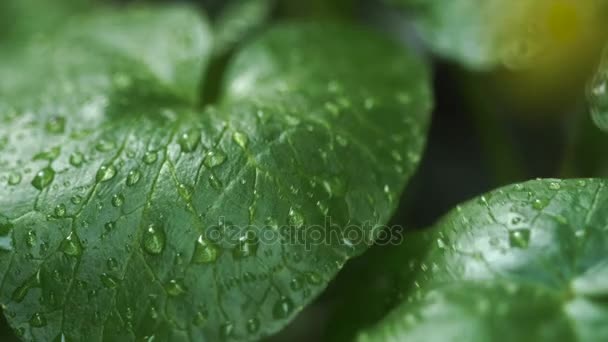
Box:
[126,169,141,186]
[532,198,548,210]
[204,150,227,168]
[548,182,561,190]
[165,279,186,296]
[273,296,294,319]
[7,172,21,185]
[31,167,55,190]
[288,208,304,228]
[220,321,234,340]
[100,273,119,288]
[178,129,201,153]
[208,175,222,189]
[33,146,61,161]
[509,229,531,249]
[577,180,587,187]
[96,165,116,182]
[306,272,322,285]
[143,151,158,164]
[192,235,220,264]
[54,204,66,217]
[61,231,83,257]
[106,257,119,271]
[290,278,303,291]
[233,231,259,258]
[142,224,165,255]
[95,139,116,152]
[178,184,193,201]
[111,193,124,207]
[246,317,260,333]
[11,272,39,302]
[45,116,65,134]
[29,312,47,328]
[232,131,248,149]
[71,195,83,205]
[69,152,84,167]
[26,230,36,247]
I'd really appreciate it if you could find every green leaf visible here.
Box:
[396,0,607,69]
[588,47,608,131]
[359,179,608,342]
[0,3,432,341]
[212,0,275,57]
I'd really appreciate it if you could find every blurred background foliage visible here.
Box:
[1,0,607,341]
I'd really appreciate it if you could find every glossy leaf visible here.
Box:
[395,0,607,69]
[588,46,608,131]
[0,3,432,341]
[211,0,275,57]
[360,179,608,341]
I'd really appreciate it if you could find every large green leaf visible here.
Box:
[395,0,607,69]
[359,179,608,341]
[0,3,432,341]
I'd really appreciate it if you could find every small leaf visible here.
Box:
[0,3,432,341]
[359,179,608,341]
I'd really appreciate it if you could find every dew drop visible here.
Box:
[192,235,220,264]
[111,193,125,207]
[193,310,208,326]
[96,165,116,182]
[29,312,47,328]
[11,272,39,302]
[126,169,142,186]
[220,321,234,340]
[178,184,193,201]
[71,195,83,205]
[178,129,201,153]
[233,231,259,259]
[100,273,119,288]
[246,317,260,334]
[232,131,249,149]
[208,175,222,189]
[288,208,304,228]
[26,230,36,247]
[106,257,119,271]
[7,172,21,185]
[69,152,84,167]
[306,272,322,285]
[31,167,55,190]
[142,224,165,255]
[548,182,561,190]
[532,198,548,210]
[272,296,294,319]
[509,229,531,249]
[290,278,303,291]
[60,231,83,257]
[54,204,67,218]
[143,151,158,164]
[95,139,116,152]
[165,279,186,296]
[45,116,65,134]
[204,150,227,168]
